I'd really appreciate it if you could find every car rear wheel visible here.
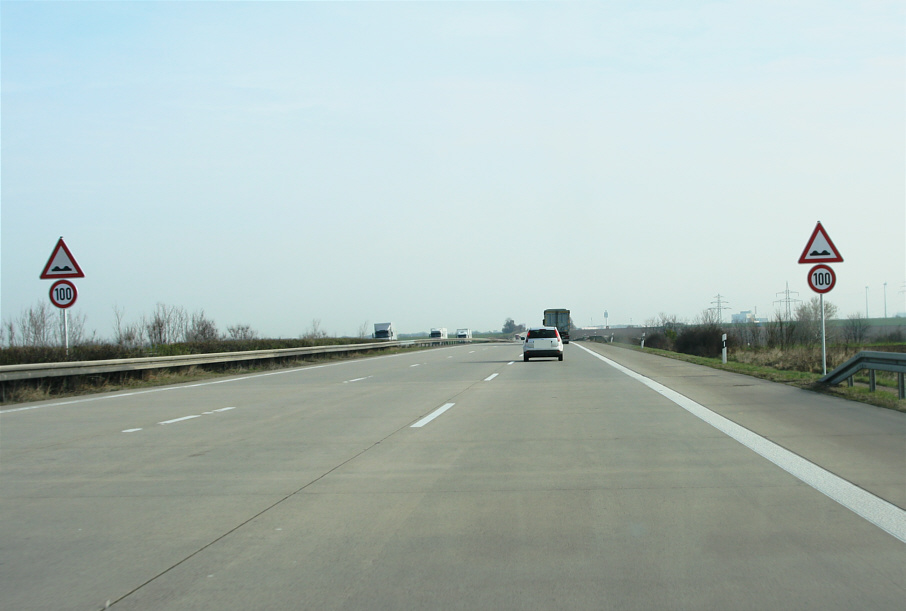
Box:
[523,355,529,362]
[558,354,563,361]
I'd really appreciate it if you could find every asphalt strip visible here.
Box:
[575,342,906,544]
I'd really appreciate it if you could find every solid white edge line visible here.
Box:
[411,403,455,428]
[575,342,906,543]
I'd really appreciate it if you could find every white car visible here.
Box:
[523,326,564,361]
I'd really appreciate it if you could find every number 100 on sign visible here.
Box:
[49,279,78,308]
[807,264,836,294]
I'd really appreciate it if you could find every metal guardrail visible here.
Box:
[819,351,906,400]
[0,338,480,384]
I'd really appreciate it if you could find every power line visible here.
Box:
[774,282,801,320]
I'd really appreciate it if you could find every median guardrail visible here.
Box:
[819,351,906,399]
[0,338,483,401]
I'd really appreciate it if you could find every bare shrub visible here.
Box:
[226,324,258,341]
[841,313,869,344]
[185,310,220,342]
[303,319,328,339]
[145,303,187,345]
[794,297,838,346]
[113,306,146,349]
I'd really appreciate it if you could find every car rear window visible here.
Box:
[527,329,557,339]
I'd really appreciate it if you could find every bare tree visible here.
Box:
[695,308,721,327]
[145,303,188,345]
[57,310,91,346]
[113,306,146,349]
[842,313,869,344]
[766,310,797,349]
[794,297,838,346]
[185,309,220,342]
[3,319,15,347]
[12,302,56,347]
[303,318,328,340]
[226,323,258,341]
[358,320,371,339]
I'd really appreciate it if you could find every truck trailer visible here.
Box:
[373,322,397,340]
[543,309,571,343]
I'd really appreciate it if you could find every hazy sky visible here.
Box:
[2,1,904,339]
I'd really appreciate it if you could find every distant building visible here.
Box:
[731,310,768,325]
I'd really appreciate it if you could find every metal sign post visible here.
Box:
[800,224,842,376]
[41,238,84,356]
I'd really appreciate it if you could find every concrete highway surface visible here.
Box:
[2,342,904,610]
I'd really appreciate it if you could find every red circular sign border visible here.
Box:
[807,264,836,294]
[49,279,78,309]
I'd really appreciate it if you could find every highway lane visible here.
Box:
[1,342,904,610]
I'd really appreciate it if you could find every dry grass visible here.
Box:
[637,345,905,412]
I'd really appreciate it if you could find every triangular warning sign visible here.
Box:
[798,222,843,264]
[40,237,85,279]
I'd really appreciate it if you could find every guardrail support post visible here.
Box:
[899,373,905,400]
[869,370,876,392]
[846,376,853,387]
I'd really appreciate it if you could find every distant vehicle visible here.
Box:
[543,308,571,344]
[523,326,564,361]
[373,322,397,340]
[429,327,448,339]
[456,328,472,339]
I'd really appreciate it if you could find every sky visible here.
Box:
[2,1,904,340]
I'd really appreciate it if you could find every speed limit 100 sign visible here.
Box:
[807,264,836,294]
[49,279,78,308]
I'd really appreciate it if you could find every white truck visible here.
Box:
[373,322,397,340]
[456,328,472,339]
[429,328,448,339]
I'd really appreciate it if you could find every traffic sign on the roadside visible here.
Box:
[798,222,843,264]
[40,237,85,279]
[807,264,836,294]
[49,279,78,309]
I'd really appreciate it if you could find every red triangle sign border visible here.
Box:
[40,237,85,279]
[798,222,843,264]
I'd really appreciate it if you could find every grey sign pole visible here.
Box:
[820,294,827,376]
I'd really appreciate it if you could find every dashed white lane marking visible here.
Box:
[123,407,239,431]
[507,361,515,365]
[343,376,372,384]
[159,415,201,425]
[410,364,420,367]
[575,342,906,544]
[202,407,237,415]
[411,403,455,428]
[484,373,499,381]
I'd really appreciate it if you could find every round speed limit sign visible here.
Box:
[49,279,78,309]
[807,264,836,294]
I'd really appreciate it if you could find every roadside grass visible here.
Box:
[625,345,905,412]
